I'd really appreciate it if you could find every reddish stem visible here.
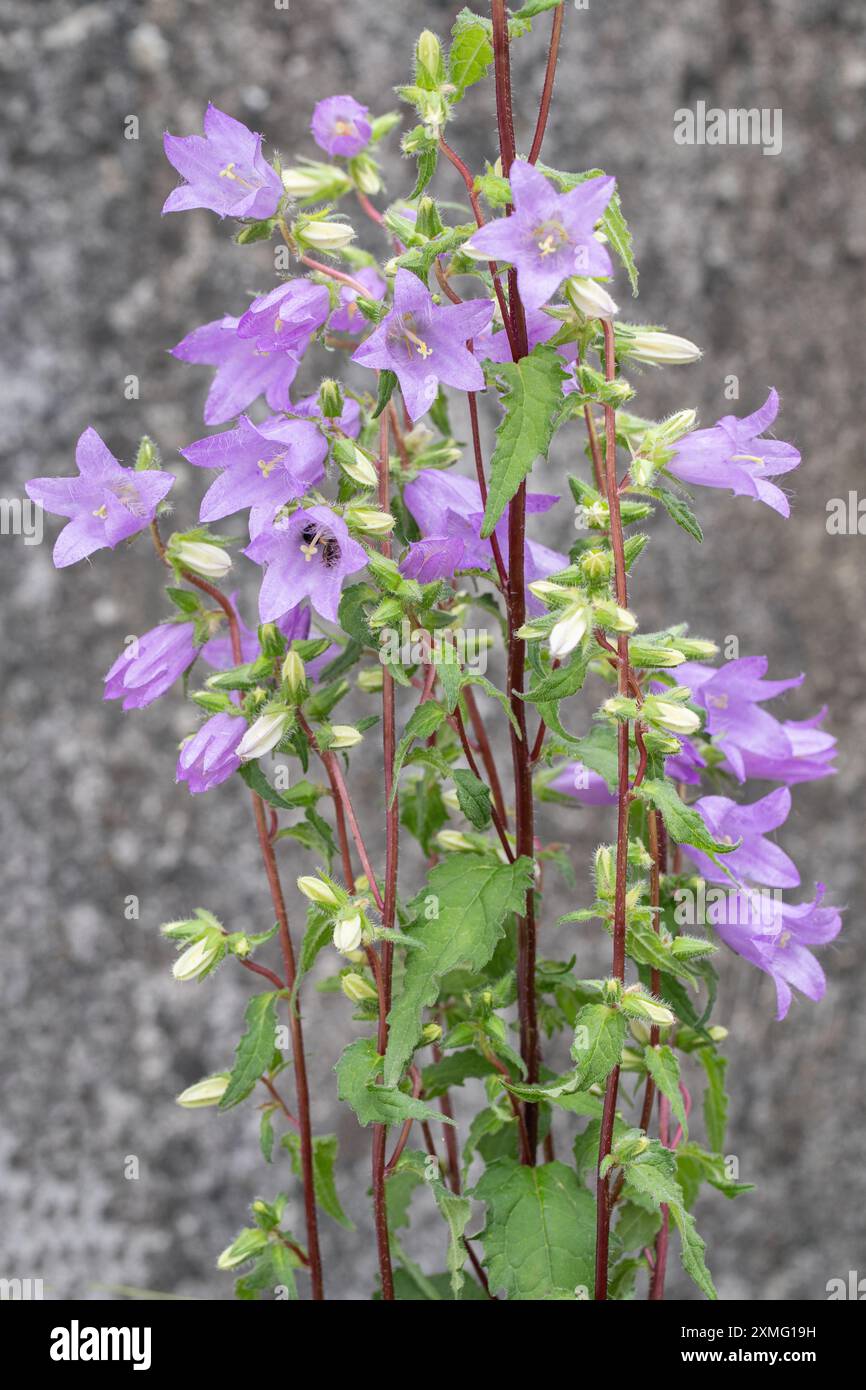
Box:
[528,2,564,165]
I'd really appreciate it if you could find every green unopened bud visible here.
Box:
[293,217,356,252]
[627,642,686,669]
[329,724,364,749]
[333,913,364,954]
[595,846,615,897]
[621,989,676,1026]
[282,162,352,201]
[135,435,159,471]
[579,549,612,581]
[345,505,396,535]
[415,196,445,239]
[421,1023,443,1045]
[620,330,702,366]
[417,30,445,84]
[357,667,384,693]
[173,540,232,579]
[629,1019,652,1045]
[565,276,619,321]
[708,1025,729,1043]
[217,1227,270,1271]
[318,378,344,419]
[614,1132,651,1163]
[630,455,657,488]
[232,934,252,959]
[672,637,718,660]
[297,876,341,908]
[593,600,637,634]
[601,977,623,1006]
[647,698,702,736]
[282,650,307,699]
[341,972,378,1003]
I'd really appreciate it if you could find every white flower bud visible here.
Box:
[549,603,590,659]
[281,163,352,200]
[174,540,232,579]
[333,913,363,954]
[295,218,356,251]
[172,933,224,982]
[357,667,384,693]
[216,1227,269,1271]
[436,830,475,853]
[650,700,702,735]
[176,1073,230,1108]
[338,446,379,490]
[345,505,396,535]
[282,650,306,698]
[565,276,619,321]
[237,710,292,762]
[621,331,702,366]
[297,876,341,908]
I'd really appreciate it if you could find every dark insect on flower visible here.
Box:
[300,522,341,569]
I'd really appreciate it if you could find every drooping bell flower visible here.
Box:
[666,390,800,516]
[683,787,799,888]
[176,711,247,793]
[311,95,372,157]
[244,504,367,623]
[171,316,302,426]
[162,104,283,220]
[104,622,197,711]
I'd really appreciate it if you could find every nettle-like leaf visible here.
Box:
[394,1151,472,1298]
[643,1044,688,1141]
[698,1048,729,1153]
[536,162,638,293]
[336,1037,454,1129]
[638,778,738,861]
[282,1132,354,1231]
[452,768,492,829]
[383,855,534,1087]
[220,992,281,1111]
[474,1158,596,1299]
[480,345,567,537]
[621,1146,717,1300]
[448,19,493,97]
[390,701,446,804]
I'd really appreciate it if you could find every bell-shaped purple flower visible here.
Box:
[163,104,283,220]
[176,712,247,794]
[667,390,800,516]
[401,469,566,611]
[707,883,842,1020]
[26,428,174,569]
[104,622,197,711]
[171,316,301,426]
[235,280,330,353]
[664,735,707,786]
[181,414,327,529]
[311,95,371,157]
[244,504,367,624]
[676,656,835,785]
[684,787,799,888]
[352,269,493,422]
[466,161,615,313]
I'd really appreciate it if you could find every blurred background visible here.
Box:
[1,0,864,1301]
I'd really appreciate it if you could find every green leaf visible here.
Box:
[235,1242,300,1301]
[537,164,638,294]
[474,1159,596,1299]
[513,0,564,20]
[395,1152,472,1298]
[421,1049,497,1098]
[615,1198,662,1252]
[448,22,493,97]
[401,769,448,855]
[390,701,446,804]
[282,1132,355,1231]
[566,723,621,791]
[372,369,398,419]
[644,1045,688,1141]
[433,642,462,712]
[638,779,737,859]
[524,643,593,705]
[623,1150,717,1299]
[698,1049,728,1154]
[508,1077,604,1118]
[383,856,534,1086]
[452,768,492,829]
[259,1107,276,1164]
[220,993,280,1110]
[338,583,378,648]
[480,345,567,537]
[570,1003,627,1088]
[336,1038,454,1128]
[654,488,703,542]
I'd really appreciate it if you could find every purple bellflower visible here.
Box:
[235,280,330,353]
[466,161,615,313]
[667,390,800,516]
[328,266,387,335]
[675,656,835,785]
[162,104,283,220]
[104,622,197,711]
[664,735,707,787]
[311,95,372,157]
[684,787,799,889]
[707,883,842,1021]
[171,316,301,426]
[176,712,248,794]
[352,269,493,422]
[26,428,174,569]
[181,414,327,530]
[400,469,566,610]
[244,504,367,624]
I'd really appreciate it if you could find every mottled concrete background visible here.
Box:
[1,0,864,1302]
